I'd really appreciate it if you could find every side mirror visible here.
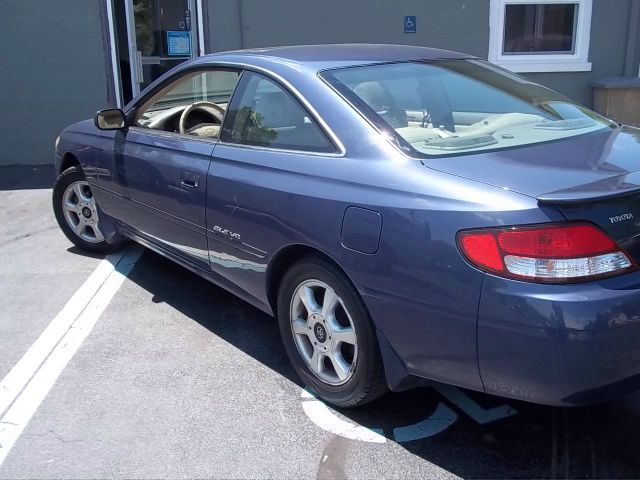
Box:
[95,108,126,130]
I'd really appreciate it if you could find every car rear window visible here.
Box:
[321,59,614,157]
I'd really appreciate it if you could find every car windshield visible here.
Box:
[321,59,615,157]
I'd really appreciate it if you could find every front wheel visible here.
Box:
[277,256,387,408]
[52,166,117,253]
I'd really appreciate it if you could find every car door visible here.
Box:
[205,71,341,301]
[103,68,241,270]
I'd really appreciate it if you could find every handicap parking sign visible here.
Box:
[404,16,416,33]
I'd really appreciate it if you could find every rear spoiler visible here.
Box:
[537,170,640,204]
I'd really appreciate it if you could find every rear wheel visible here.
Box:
[277,256,387,407]
[52,166,117,253]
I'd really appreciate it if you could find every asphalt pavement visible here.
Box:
[1,166,640,479]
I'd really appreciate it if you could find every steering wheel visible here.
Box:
[179,101,226,135]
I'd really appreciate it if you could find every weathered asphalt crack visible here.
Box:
[0,225,58,248]
[22,428,84,444]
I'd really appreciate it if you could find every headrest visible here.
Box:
[255,91,302,128]
[353,82,389,111]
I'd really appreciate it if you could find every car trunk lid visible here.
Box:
[422,126,640,261]
[549,190,640,264]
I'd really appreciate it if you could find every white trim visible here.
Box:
[489,0,593,73]
[105,0,122,108]
[196,0,206,56]
[187,0,198,58]
[124,0,141,98]
[492,59,592,73]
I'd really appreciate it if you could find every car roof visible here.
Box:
[191,43,473,72]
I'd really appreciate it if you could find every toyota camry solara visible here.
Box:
[53,44,640,407]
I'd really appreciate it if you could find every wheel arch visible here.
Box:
[268,243,398,402]
[266,244,359,317]
[58,152,81,175]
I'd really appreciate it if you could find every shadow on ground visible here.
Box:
[122,248,640,479]
[66,246,110,259]
[0,165,55,190]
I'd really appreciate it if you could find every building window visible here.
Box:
[489,0,592,72]
[504,3,577,54]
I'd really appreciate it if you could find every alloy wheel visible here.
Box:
[290,279,358,385]
[61,181,105,243]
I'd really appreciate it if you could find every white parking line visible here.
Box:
[0,249,127,416]
[0,245,143,466]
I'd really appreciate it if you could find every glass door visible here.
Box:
[124,0,199,98]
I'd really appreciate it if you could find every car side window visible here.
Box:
[220,72,336,153]
[134,69,240,139]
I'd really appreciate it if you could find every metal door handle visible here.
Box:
[180,172,199,189]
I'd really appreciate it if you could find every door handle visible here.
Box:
[180,172,199,189]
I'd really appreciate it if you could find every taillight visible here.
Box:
[457,222,636,283]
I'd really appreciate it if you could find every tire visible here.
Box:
[277,256,387,407]
[52,166,118,254]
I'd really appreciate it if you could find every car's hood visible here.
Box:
[422,126,640,203]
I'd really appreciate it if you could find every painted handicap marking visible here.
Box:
[301,390,386,443]
[433,384,517,425]
[392,402,458,443]
[301,384,517,444]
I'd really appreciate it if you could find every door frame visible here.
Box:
[105,0,206,108]
[123,0,140,98]
[105,0,122,108]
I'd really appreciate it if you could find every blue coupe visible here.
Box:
[53,44,640,407]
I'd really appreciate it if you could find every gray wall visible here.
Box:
[205,0,636,107]
[206,0,490,58]
[0,0,111,166]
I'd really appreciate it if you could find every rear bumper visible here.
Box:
[478,271,640,406]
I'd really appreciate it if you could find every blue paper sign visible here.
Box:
[167,31,192,56]
[404,16,416,33]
